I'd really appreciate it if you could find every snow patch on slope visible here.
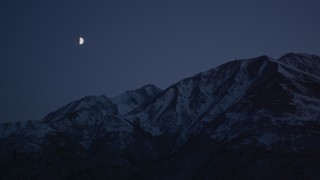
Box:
[278,53,320,77]
[111,84,162,114]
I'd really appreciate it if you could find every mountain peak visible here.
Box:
[43,95,115,123]
[80,95,110,103]
[278,53,320,77]
[141,84,161,90]
[279,52,319,59]
[136,84,162,96]
[111,84,162,114]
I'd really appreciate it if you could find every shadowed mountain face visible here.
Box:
[1,53,320,179]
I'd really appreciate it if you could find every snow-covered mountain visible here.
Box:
[1,53,320,179]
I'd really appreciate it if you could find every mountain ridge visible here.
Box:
[1,53,320,179]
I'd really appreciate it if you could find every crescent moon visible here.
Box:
[79,37,84,45]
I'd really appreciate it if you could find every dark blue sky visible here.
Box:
[1,0,320,122]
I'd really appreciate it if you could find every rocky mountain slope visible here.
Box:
[1,53,320,179]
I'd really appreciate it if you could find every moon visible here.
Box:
[79,37,84,45]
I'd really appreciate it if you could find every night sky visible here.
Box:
[1,0,320,122]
